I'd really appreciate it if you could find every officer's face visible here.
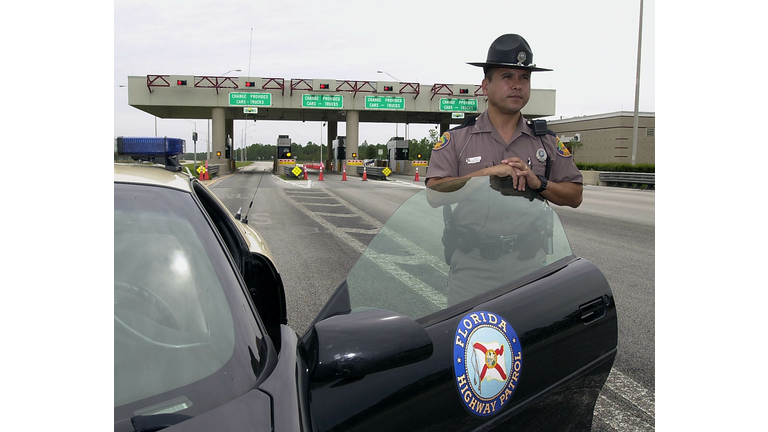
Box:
[482,68,531,115]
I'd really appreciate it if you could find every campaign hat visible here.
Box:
[468,34,552,72]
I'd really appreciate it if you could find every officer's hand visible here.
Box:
[486,164,518,187]
[500,157,536,191]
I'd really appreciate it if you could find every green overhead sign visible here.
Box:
[229,92,272,106]
[365,96,405,110]
[302,94,343,108]
[439,98,478,112]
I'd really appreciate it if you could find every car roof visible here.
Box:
[114,163,194,192]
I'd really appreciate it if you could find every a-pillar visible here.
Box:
[346,110,359,161]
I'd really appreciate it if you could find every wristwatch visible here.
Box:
[535,175,548,193]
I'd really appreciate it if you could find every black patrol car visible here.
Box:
[114,137,617,432]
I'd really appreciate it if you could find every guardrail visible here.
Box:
[208,165,220,178]
[356,166,389,180]
[598,172,654,187]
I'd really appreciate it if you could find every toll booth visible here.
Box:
[332,136,346,171]
[274,134,294,172]
[387,137,409,173]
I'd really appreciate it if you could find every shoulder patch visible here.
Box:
[556,137,572,158]
[433,132,451,151]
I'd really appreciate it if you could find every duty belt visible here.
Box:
[457,234,523,260]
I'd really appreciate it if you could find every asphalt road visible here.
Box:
[209,162,655,431]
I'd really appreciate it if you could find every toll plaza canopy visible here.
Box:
[125,74,556,174]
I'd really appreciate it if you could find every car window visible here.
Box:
[345,176,573,321]
[114,184,236,408]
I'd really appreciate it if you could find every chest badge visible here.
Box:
[453,311,523,417]
[536,148,547,163]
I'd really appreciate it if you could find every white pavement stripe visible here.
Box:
[280,189,367,254]
[301,203,345,207]
[342,228,380,235]
[314,212,358,217]
[594,394,654,431]
[605,369,655,419]
[281,188,447,308]
[363,249,447,309]
[382,180,427,189]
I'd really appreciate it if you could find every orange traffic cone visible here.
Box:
[362,166,368,181]
[341,165,347,181]
[414,167,420,182]
[204,160,210,181]
[303,166,308,180]
[318,166,324,181]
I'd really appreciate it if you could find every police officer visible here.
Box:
[426,34,583,208]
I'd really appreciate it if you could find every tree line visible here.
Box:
[182,129,440,162]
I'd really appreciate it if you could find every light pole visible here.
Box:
[377,71,402,137]
[185,120,202,168]
[377,70,401,81]
[242,126,257,163]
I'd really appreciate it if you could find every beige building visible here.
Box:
[547,111,655,165]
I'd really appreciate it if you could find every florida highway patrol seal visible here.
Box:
[453,311,522,417]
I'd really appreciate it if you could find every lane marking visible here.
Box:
[594,393,654,431]
[604,368,655,419]
[279,188,447,308]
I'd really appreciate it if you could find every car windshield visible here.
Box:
[345,176,573,321]
[114,183,235,410]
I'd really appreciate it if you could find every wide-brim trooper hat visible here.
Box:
[468,34,552,72]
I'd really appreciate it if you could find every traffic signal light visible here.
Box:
[245,81,255,87]
[352,153,357,159]
[278,146,292,159]
[383,85,393,91]
[459,88,469,94]
[177,80,187,86]
[216,151,222,158]
[417,154,422,160]
[319,83,330,89]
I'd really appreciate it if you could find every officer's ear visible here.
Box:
[480,78,489,96]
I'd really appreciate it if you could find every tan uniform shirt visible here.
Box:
[425,111,583,184]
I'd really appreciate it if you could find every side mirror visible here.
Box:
[309,308,432,383]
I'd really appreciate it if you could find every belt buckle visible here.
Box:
[500,235,517,254]
[478,236,501,260]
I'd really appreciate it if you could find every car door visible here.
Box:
[303,176,617,432]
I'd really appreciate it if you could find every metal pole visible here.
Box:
[631,0,644,166]
[207,119,211,162]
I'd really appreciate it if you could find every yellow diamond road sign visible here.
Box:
[291,166,303,177]
[382,167,392,176]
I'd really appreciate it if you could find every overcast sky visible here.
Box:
[114,0,655,150]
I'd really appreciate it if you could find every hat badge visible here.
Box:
[517,51,526,63]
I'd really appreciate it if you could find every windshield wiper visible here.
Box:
[131,413,192,432]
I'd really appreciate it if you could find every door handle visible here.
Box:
[579,296,607,325]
